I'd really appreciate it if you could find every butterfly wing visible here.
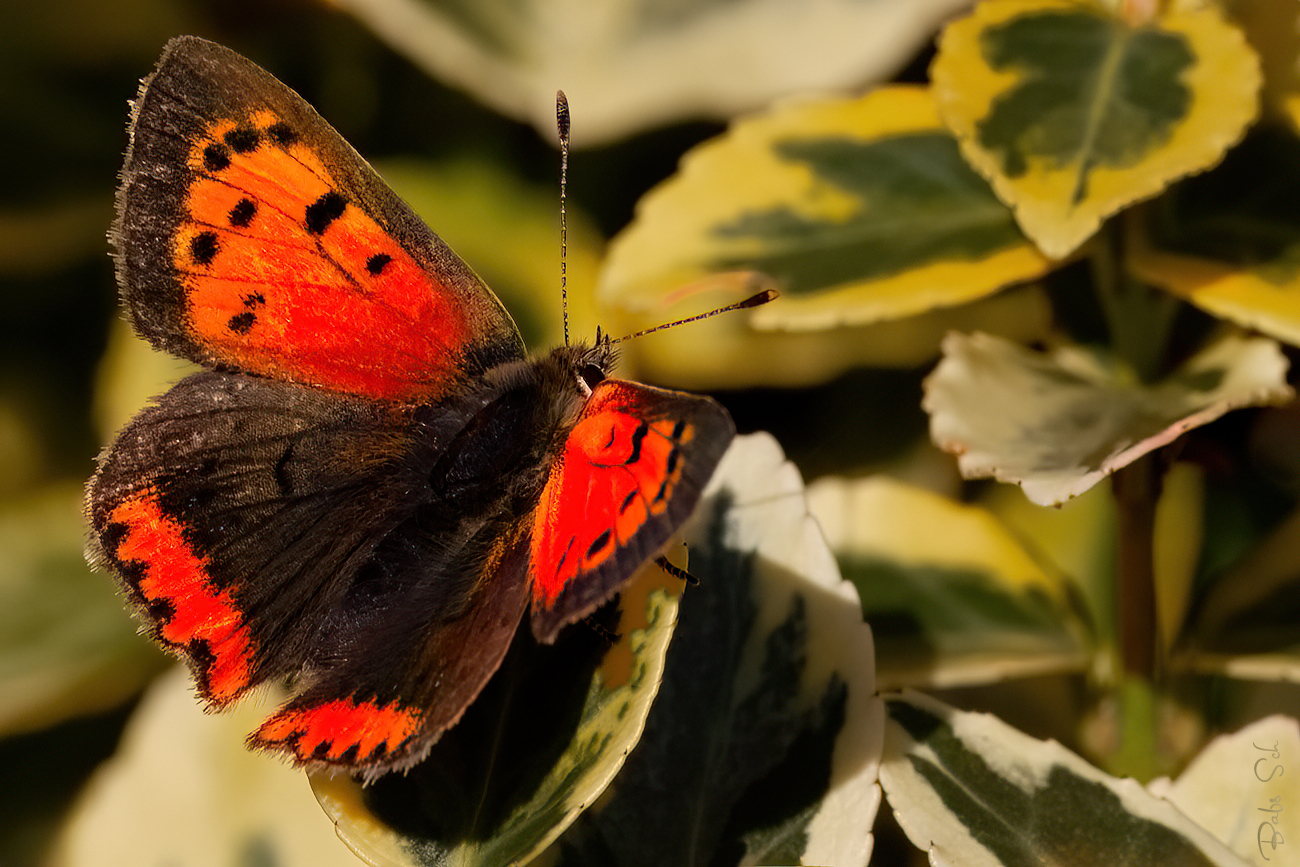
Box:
[528,379,735,643]
[115,36,524,401]
[90,368,535,777]
[87,370,472,704]
[250,538,531,780]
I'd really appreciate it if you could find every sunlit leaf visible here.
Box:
[807,475,1089,689]
[882,691,1253,866]
[923,331,1293,506]
[933,0,1261,258]
[336,0,972,144]
[1129,126,1300,349]
[313,556,683,867]
[1150,714,1299,864]
[53,667,355,867]
[602,86,1053,332]
[554,434,880,867]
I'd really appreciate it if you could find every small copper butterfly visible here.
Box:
[87,36,744,780]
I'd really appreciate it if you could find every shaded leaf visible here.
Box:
[933,0,1260,257]
[881,691,1252,867]
[924,331,1293,505]
[336,0,972,144]
[1177,503,1300,681]
[807,475,1089,690]
[1226,0,1300,129]
[554,433,880,867]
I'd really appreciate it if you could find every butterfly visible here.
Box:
[86,35,740,781]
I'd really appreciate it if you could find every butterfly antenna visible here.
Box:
[557,91,572,348]
[609,284,779,345]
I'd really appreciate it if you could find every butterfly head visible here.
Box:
[550,339,618,399]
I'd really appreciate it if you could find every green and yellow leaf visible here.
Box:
[1129,126,1300,349]
[602,85,1053,333]
[881,691,1252,867]
[553,434,880,867]
[807,475,1089,689]
[923,331,1293,506]
[611,282,1052,392]
[933,0,1261,258]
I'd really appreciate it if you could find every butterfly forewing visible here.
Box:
[528,379,735,643]
[114,36,524,403]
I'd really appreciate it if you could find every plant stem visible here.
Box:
[1105,453,1165,778]
[1111,453,1161,679]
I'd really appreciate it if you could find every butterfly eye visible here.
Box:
[580,364,605,389]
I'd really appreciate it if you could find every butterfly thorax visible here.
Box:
[354,341,614,616]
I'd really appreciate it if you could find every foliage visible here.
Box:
[6,0,1300,865]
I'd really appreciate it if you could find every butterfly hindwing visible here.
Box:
[87,370,476,704]
[528,379,735,643]
[250,537,531,779]
[115,36,524,402]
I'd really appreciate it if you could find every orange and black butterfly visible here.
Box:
[87,36,737,780]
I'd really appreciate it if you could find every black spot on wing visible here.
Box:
[191,231,219,265]
[267,121,298,146]
[224,125,261,153]
[305,192,347,235]
[625,422,647,467]
[586,529,612,560]
[228,198,256,228]
[366,253,392,276]
[228,312,256,333]
[203,143,231,172]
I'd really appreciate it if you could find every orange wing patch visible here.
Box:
[530,386,696,609]
[253,697,422,766]
[175,110,474,402]
[108,492,254,703]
